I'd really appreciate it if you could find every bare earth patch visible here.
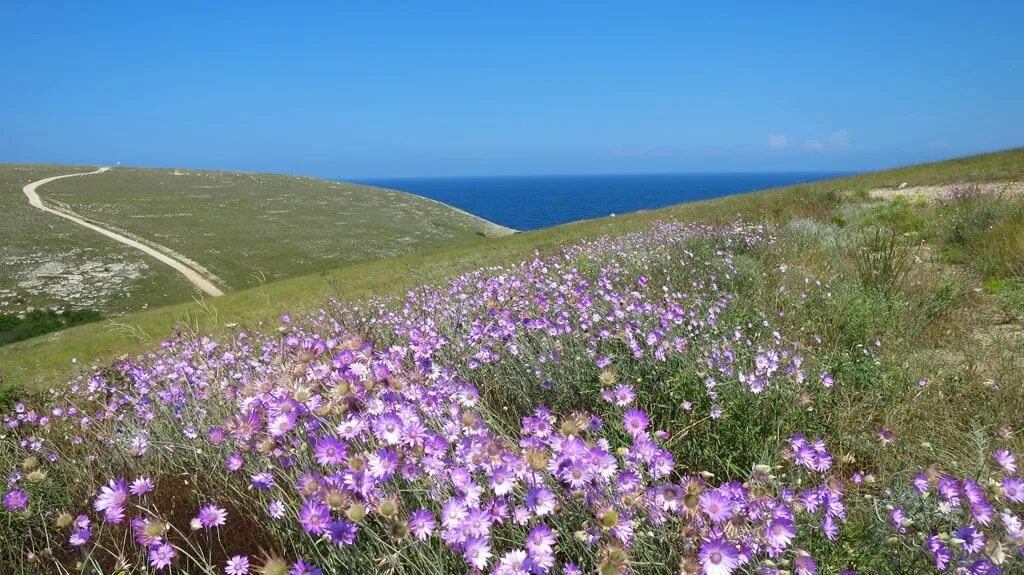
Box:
[13,252,147,309]
[869,181,1024,201]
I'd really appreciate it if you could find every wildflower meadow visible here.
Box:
[3,216,1023,574]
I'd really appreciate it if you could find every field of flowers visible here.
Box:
[3,217,1023,574]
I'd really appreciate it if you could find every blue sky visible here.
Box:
[2,1,1022,178]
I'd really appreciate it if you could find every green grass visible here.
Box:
[0,165,195,316]
[1,148,1023,392]
[0,164,511,319]
[3,148,1024,573]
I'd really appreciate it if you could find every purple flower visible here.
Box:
[995,450,1017,473]
[1002,476,1024,503]
[250,471,275,490]
[226,453,245,472]
[409,509,436,540]
[130,477,154,496]
[197,503,228,528]
[790,435,832,472]
[925,534,951,570]
[314,436,347,466]
[622,408,649,437]
[290,559,322,575]
[148,543,177,570]
[612,384,635,407]
[876,427,895,445]
[971,499,994,526]
[889,507,907,533]
[820,372,835,388]
[225,555,250,575]
[69,525,92,547]
[495,549,531,575]
[699,489,734,523]
[525,486,556,516]
[327,519,358,547]
[268,499,286,520]
[765,518,796,553]
[526,523,556,556]
[3,489,28,511]
[956,525,986,554]
[462,536,492,570]
[93,478,128,523]
[794,555,817,575]
[912,472,929,494]
[298,500,331,535]
[938,476,961,506]
[699,538,740,575]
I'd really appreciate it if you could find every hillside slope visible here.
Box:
[0,165,512,318]
[4,147,1024,573]
[1,148,1022,391]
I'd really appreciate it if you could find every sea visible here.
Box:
[354,172,849,231]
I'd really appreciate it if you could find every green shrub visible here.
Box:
[849,227,917,295]
[0,308,103,346]
[862,196,927,233]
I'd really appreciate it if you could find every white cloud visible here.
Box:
[802,130,849,152]
[828,129,849,147]
[768,134,788,148]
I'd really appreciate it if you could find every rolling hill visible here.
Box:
[1,148,1022,391]
[0,164,513,319]
[3,147,1024,573]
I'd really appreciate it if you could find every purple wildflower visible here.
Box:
[409,509,436,540]
[225,555,250,575]
[3,489,28,511]
[130,477,154,496]
[327,519,358,547]
[622,408,649,437]
[1002,476,1024,503]
[700,489,734,523]
[148,543,177,570]
[463,536,492,570]
[298,500,331,535]
[226,453,244,472]
[197,503,228,528]
[290,559,322,575]
[268,499,286,520]
[314,436,347,466]
[699,538,740,575]
[765,518,796,553]
[995,450,1018,473]
[526,523,556,556]
[889,507,907,533]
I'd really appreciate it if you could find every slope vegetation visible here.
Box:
[0,164,512,319]
[3,147,1024,574]
[1,149,1022,391]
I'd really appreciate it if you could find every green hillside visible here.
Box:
[0,164,512,320]
[4,148,1024,573]
[1,148,1022,392]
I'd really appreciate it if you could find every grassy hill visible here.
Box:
[1,147,1022,392]
[0,164,512,320]
[3,147,1024,573]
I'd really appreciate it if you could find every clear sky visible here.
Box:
[2,1,1022,178]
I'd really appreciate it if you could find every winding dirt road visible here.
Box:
[22,167,224,297]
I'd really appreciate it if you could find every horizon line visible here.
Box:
[348,169,858,182]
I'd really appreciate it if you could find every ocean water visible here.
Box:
[355,172,848,231]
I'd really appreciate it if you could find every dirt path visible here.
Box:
[22,167,224,297]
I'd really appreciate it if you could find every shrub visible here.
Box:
[849,227,917,295]
[0,308,104,346]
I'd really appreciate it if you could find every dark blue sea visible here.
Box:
[354,172,847,231]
